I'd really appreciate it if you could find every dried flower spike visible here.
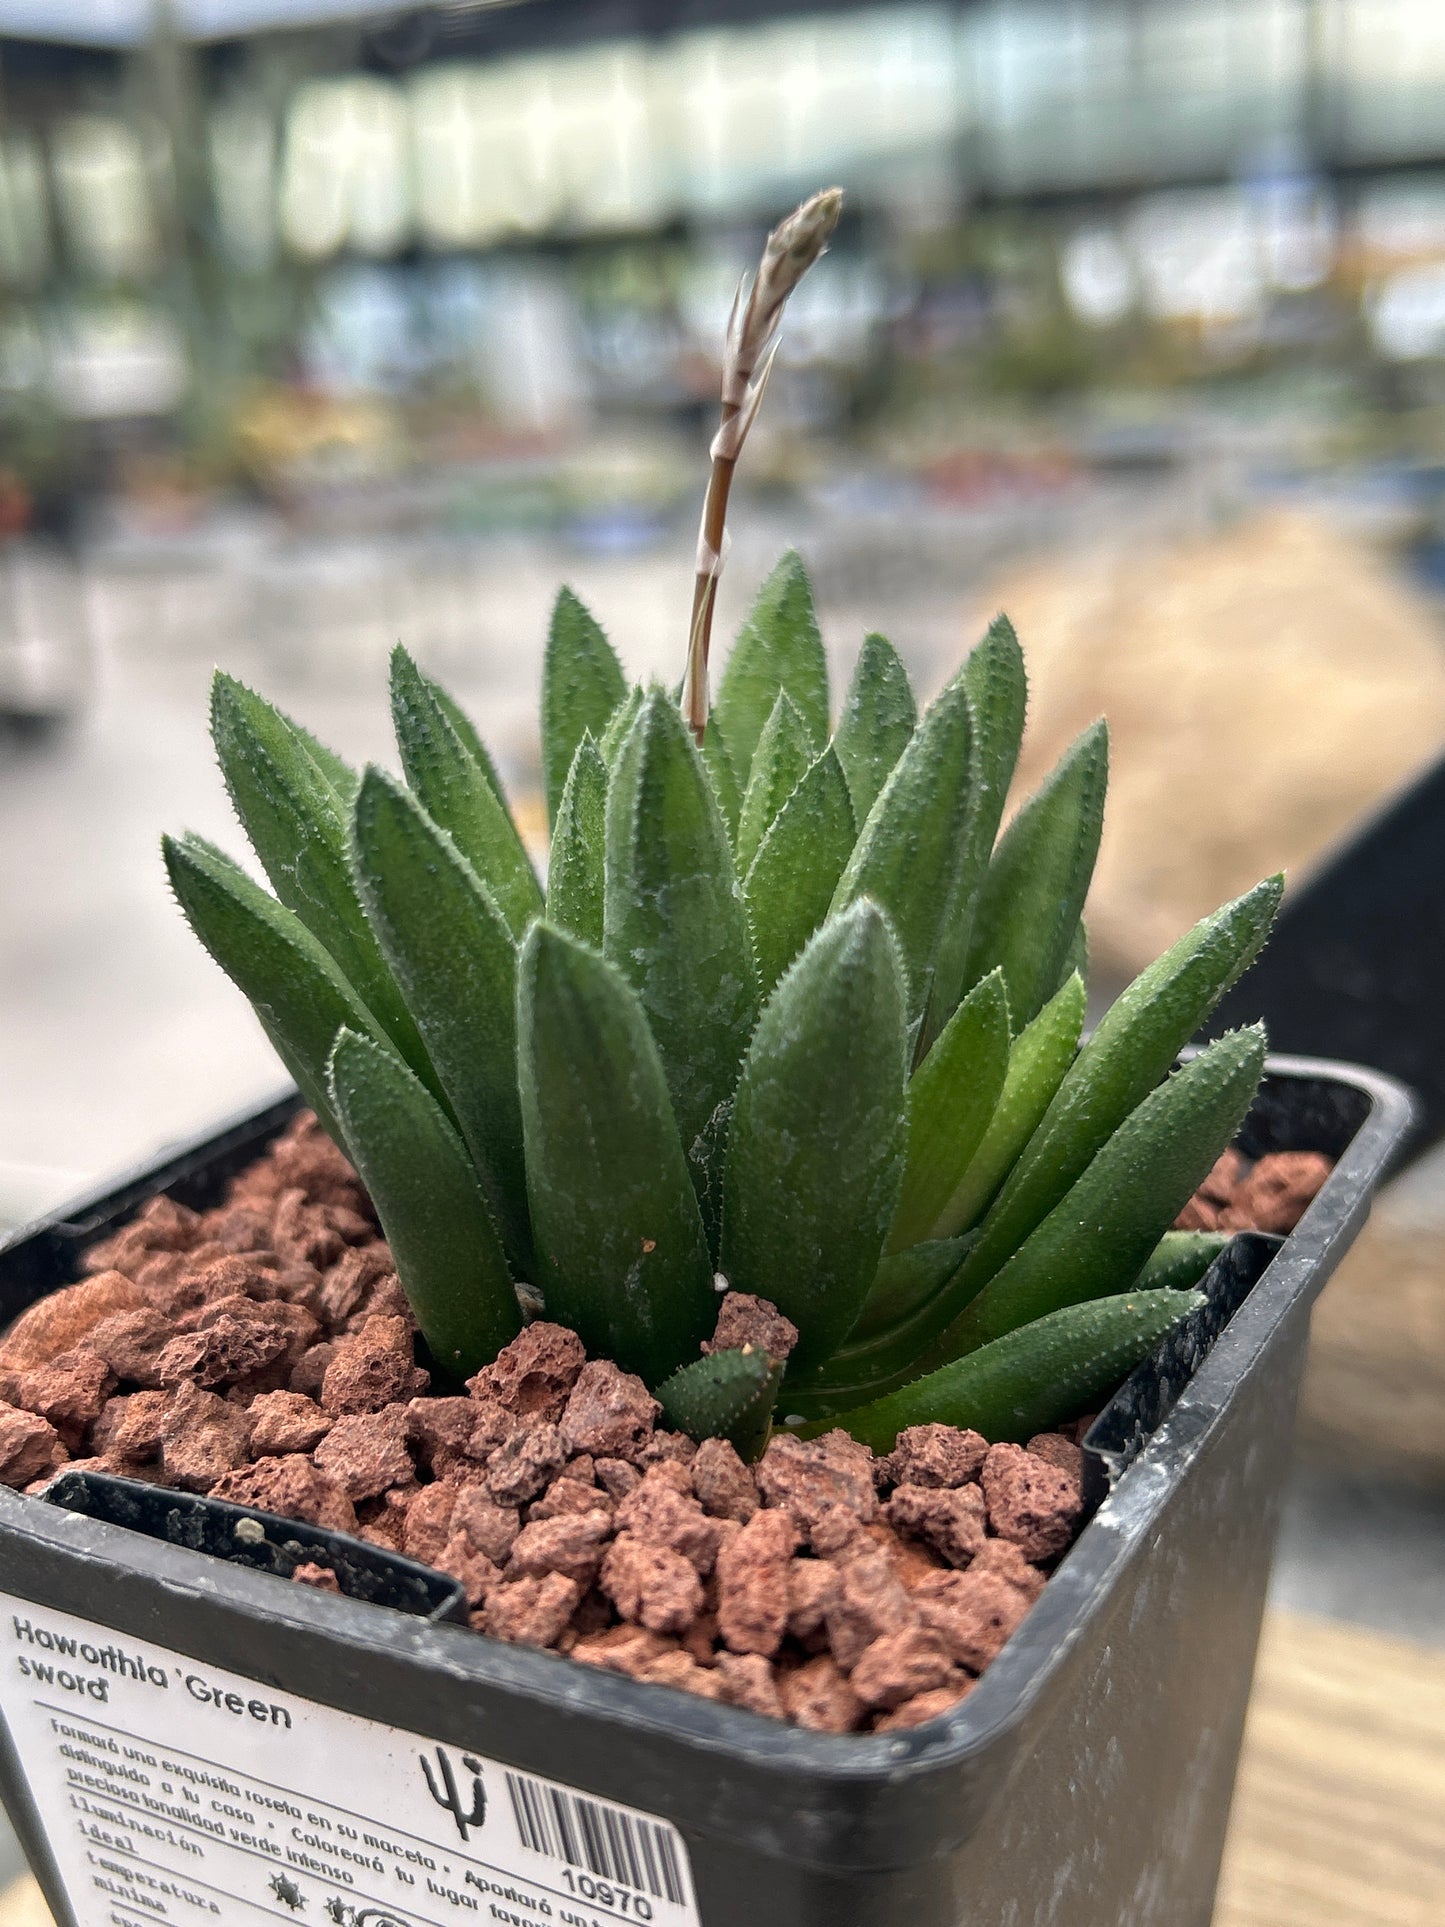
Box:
[681,187,844,742]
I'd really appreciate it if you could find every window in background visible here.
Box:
[50,115,158,281]
[279,75,409,258]
[1130,188,1271,326]
[967,0,1308,191]
[668,8,958,216]
[411,42,661,245]
[210,98,278,271]
[0,136,50,288]
[1332,0,1445,162]
[1355,176,1445,358]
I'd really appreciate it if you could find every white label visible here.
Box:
[0,1593,699,1927]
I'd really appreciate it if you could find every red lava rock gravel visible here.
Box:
[1174,1147,1331,1234]
[0,1109,1321,1733]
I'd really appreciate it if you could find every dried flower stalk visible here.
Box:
[681,186,844,742]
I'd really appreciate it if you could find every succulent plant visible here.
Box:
[162,189,1280,1462]
[163,556,1279,1460]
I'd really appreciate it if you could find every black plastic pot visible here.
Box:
[0,1054,1411,1927]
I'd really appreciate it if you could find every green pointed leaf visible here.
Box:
[938,1026,1266,1359]
[699,715,742,843]
[425,676,507,808]
[288,718,359,806]
[390,644,543,943]
[951,876,1282,1304]
[963,720,1107,1032]
[962,614,1028,862]
[735,691,812,873]
[328,1028,520,1380]
[888,969,1011,1252]
[767,972,1088,1419]
[541,586,627,829]
[847,1235,976,1345]
[925,615,1028,1041]
[209,673,433,1085]
[833,632,916,823]
[829,663,974,1028]
[713,551,829,783]
[1134,1229,1229,1292]
[829,1289,1204,1452]
[599,684,644,767]
[604,687,757,1161]
[743,745,857,998]
[163,833,381,1147]
[546,734,608,948]
[934,970,1086,1239]
[656,1349,781,1463]
[687,1097,733,1271]
[519,922,715,1383]
[722,900,908,1371]
[351,765,530,1273]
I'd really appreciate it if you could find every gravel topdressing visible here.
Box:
[0,1112,1329,1734]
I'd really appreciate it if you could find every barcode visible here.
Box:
[504,1770,687,1906]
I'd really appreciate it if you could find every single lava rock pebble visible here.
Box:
[92,1389,172,1466]
[560,1361,660,1461]
[702,1292,800,1364]
[508,1512,612,1590]
[0,1405,67,1486]
[248,1391,332,1457]
[321,1322,427,1417]
[778,1655,865,1734]
[980,1443,1084,1563]
[485,1421,568,1507]
[691,1437,759,1522]
[885,1482,989,1568]
[884,1423,988,1491]
[313,1406,416,1502]
[471,1323,586,1421]
[159,1383,251,1492]
[291,1561,341,1594]
[715,1507,799,1656]
[600,1534,703,1636]
[209,1454,357,1534]
[8,1348,115,1450]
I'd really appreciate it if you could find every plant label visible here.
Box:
[0,1593,699,1927]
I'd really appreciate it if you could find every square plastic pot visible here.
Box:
[0,1053,1412,1927]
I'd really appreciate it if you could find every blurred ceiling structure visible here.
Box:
[6,1,1445,398]
[0,1,911,51]
[4,2,1445,217]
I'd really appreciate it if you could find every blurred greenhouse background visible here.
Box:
[12,2,1445,542]
[0,4,1444,1921]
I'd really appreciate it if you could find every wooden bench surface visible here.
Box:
[1214,1609,1445,1926]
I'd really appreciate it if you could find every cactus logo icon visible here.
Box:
[420,1745,487,1840]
